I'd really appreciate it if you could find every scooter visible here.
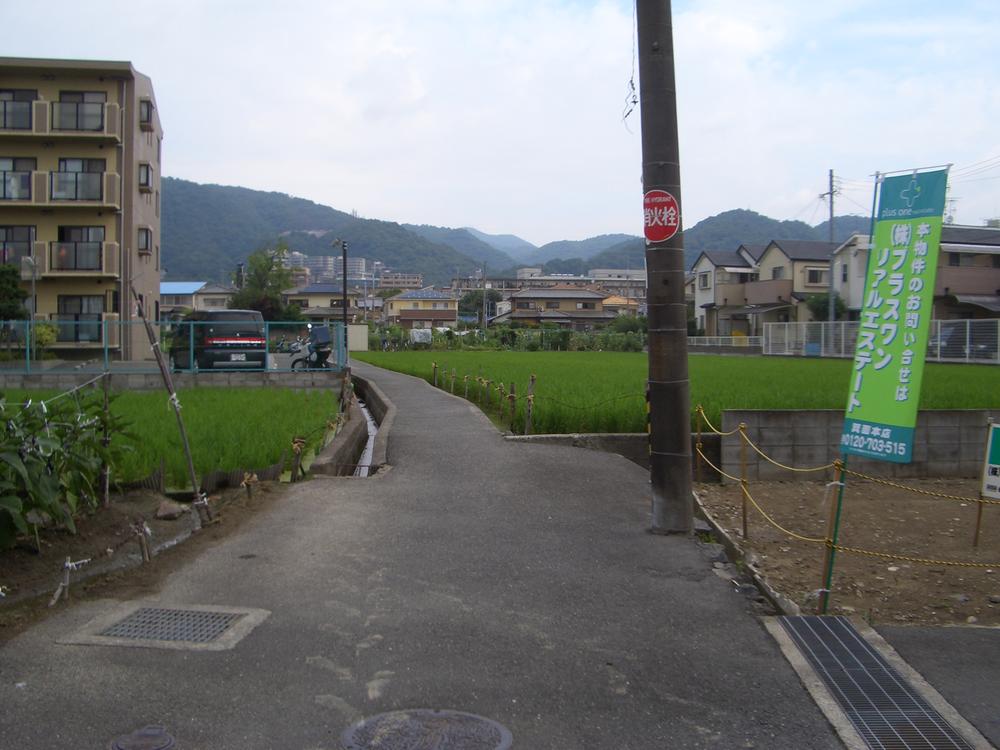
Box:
[275,335,305,354]
[290,325,332,369]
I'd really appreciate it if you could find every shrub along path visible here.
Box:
[0,361,845,748]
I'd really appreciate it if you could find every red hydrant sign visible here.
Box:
[643,190,680,243]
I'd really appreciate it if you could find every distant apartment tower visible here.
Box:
[0,57,162,361]
[379,271,423,289]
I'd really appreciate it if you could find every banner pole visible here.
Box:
[819,456,847,615]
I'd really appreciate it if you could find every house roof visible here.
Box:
[940,225,1000,246]
[161,281,207,296]
[285,283,352,295]
[699,249,752,268]
[510,288,606,299]
[392,288,454,301]
[766,240,839,261]
[197,283,236,295]
[737,244,767,262]
[602,295,639,306]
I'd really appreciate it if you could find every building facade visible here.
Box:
[0,57,162,360]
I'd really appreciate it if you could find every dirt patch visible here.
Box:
[697,478,1000,626]
[0,481,289,643]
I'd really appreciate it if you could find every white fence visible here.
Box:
[764,319,1000,364]
[688,336,762,349]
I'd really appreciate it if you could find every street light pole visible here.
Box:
[335,238,349,367]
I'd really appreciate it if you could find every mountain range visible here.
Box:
[161,177,870,285]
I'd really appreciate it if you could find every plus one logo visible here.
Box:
[643,190,680,243]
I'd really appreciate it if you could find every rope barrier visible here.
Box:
[738,429,836,473]
[842,467,1000,506]
[694,405,740,436]
[832,544,1000,569]
[694,444,742,482]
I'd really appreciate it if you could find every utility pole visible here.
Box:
[335,238,349,364]
[821,168,836,324]
[481,261,488,339]
[637,0,692,534]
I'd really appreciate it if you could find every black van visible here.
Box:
[169,310,268,370]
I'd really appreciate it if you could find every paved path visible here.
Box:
[1,362,842,749]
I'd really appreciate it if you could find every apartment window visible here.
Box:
[55,295,104,342]
[55,91,106,131]
[52,158,104,201]
[0,89,36,130]
[137,227,152,254]
[0,157,35,200]
[138,163,153,191]
[139,99,154,130]
[948,252,975,267]
[698,272,711,290]
[841,263,848,283]
[0,226,34,264]
[576,302,596,310]
[806,268,827,285]
[771,266,785,280]
[53,226,104,271]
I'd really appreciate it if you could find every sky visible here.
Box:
[4,0,1000,246]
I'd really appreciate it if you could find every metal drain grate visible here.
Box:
[780,616,973,750]
[100,607,242,643]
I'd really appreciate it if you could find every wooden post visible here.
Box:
[508,382,517,433]
[498,382,506,419]
[695,406,703,484]
[464,374,470,399]
[483,379,491,408]
[451,369,456,394]
[818,460,847,615]
[973,418,994,548]
[739,422,749,540]
[524,374,536,435]
[432,362,438,387]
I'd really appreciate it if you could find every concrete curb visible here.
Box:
[351,373,395,471]
[693,489,802,616]
[310,398,369,476]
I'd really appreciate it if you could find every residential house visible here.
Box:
[284,282,362,323]
[743,240,838,332]
[690,247,759,335]
[833,224,1000,319]
[601,294,640,316]
[0,57,162,360]
[493,287,617,330]
[160,281,238,318]
[385,288,458,329]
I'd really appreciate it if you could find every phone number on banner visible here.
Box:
[840,433,909,457]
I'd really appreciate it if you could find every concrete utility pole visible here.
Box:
[637,0,693,533]
[822,168,836,324]
[335,238,349,362]
[481,262,488,338]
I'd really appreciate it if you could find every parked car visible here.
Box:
[169,310,267,371]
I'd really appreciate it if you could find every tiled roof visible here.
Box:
[768,240,838,261]
[737,244,767,261]
[510,288,606,299]
[393,288,453,300]
[941,225,1000,246]
[700,250,751,268]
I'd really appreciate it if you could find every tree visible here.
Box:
[458,289,501,314]
[228,242,299,320]
[805,293,846,321]
[0,265,28,321]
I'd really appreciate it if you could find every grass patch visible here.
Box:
[1,387,339,487]
[354,351,1000,433]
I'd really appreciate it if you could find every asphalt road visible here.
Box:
[0,361,843,749]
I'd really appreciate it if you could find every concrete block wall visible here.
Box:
[721,409,1000,481]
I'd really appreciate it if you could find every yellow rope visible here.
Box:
[833,544,1000,569]
[842,467,1000,506]
[743,484,828,544]
[738,429,836,473]
[694,405,741,436]
[694,444,743,483]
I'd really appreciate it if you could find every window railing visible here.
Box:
[52,101,104,132]
[0,101,32,130]
[0,171,32,200]
[0,243,31,265]
[50,171,103,201]
[50,313,103,343]
[49,241,102,271]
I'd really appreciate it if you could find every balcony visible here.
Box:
[40,241,120,278]
[745,278,793,305]
[0,101,120,141]
[45,312,120,347]
[935,265,1000,297]
[714,282,746,306]
[0,169,33,201]
[47,171,120,209]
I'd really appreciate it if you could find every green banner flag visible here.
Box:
[841,168,949,463]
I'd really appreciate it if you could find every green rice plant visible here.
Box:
[1,387,339,488]
[354,351,1000,434]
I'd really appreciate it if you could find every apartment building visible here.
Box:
[0,57,162,361]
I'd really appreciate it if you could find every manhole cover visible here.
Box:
[110,725,175,750]
[100,607,242,643]
[341,709,513,749]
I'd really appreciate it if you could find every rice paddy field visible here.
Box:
[353,351,1000,434]
[1,387,339,487]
